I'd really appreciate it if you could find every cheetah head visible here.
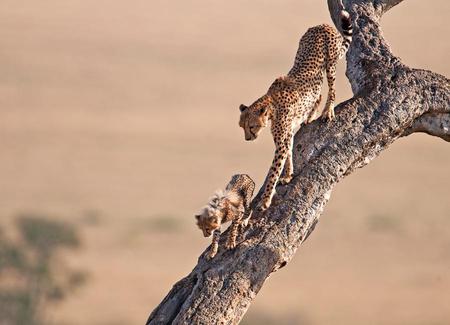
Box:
[195,207,221,237]
[239,97,272,141]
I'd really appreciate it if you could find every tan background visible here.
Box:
[0,0,449,324]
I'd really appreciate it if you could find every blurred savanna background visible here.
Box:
[0,0,449,324]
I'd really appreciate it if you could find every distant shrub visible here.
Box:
[0,215,87,325]
[17,215,80,255]
[148,215,182,233]
[367,214,402,233]
[81,209,103,226]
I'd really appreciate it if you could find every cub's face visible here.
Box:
[239,103,270,141]
[195,208,220,237]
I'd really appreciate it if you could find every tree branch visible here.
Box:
[404,112,450,141]
[377,0,405,13]
[147,1,449,324]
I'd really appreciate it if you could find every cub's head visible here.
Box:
[195,207,220,237]
[239,96,272,141]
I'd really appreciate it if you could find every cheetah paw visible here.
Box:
[242,217,250,228]
[206,245,218,260]
[279,174,293,185]
[322,103,335,121]
[257,199,271,212]
[306,114,315,124]
[225,240,236,250]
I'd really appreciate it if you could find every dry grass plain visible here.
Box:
[0,0,449,324]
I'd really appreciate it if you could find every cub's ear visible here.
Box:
[259,106,268,115]
[195,214,201,221]
[239,104,248,112]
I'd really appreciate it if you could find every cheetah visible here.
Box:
[195,174,255,259]
[238,8,353,211]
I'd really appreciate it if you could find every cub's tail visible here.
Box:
[338,3,353,56]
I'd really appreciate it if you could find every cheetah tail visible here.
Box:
[339,8,353,52]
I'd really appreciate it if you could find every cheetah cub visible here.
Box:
[195,174,255,259]
[239,8,353,211]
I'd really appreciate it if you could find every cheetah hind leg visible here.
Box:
[237,211,251,242]
[225,213,243,250]
[306,94,322,124]
[322,63,337,121]
[241,212,251,228]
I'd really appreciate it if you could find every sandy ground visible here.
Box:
[0,0,449,324]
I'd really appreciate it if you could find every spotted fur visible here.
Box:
[239,9,353,211]
[195,174,255,259]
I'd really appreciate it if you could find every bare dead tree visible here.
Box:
[146,0,449,324]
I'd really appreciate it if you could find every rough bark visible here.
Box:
[147,0,449,324]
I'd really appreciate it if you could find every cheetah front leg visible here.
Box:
[322,63,337,121]
[280,135,294,185]
[259,128,292,211]
[207,229,221,259]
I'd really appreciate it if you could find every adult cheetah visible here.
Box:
[239,8,353,211]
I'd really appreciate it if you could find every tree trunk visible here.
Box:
[146,0,449,324]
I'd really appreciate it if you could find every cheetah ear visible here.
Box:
[195,214,201,220]
[259,106,268,115]
[239,104,247,112]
